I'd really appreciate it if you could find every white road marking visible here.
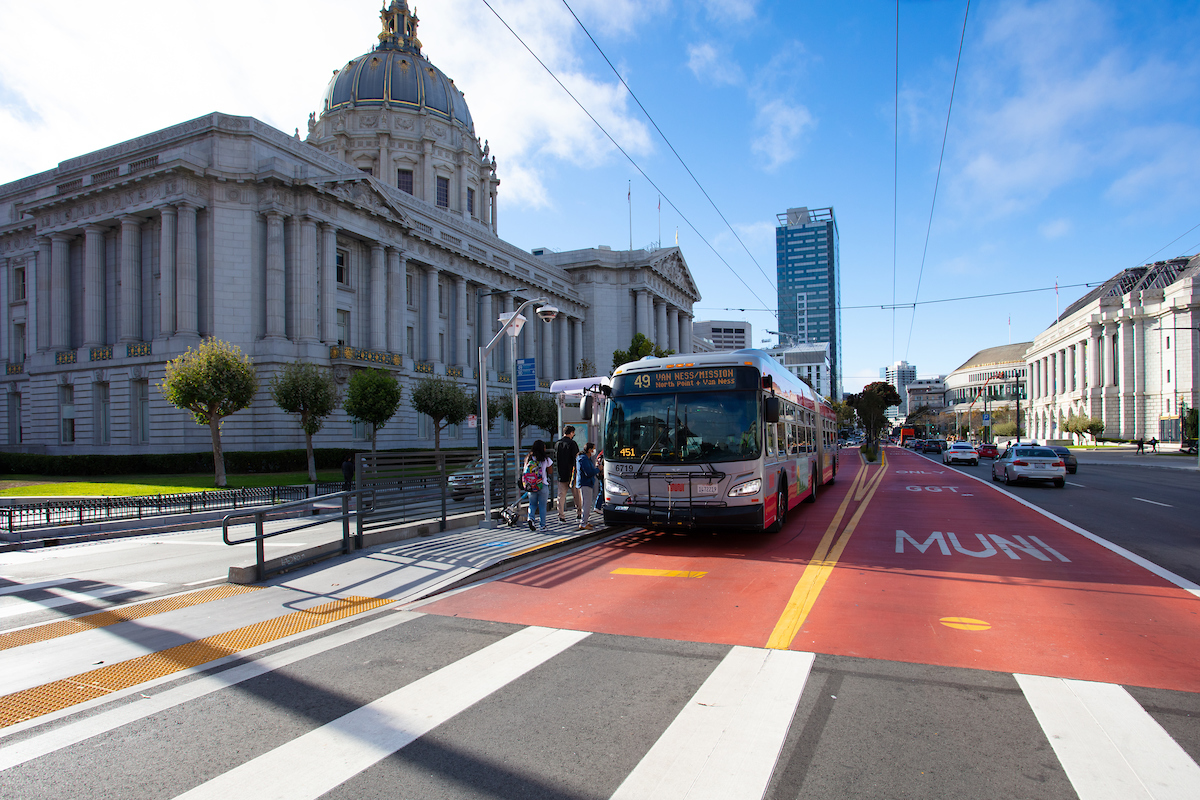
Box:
[611,647,814,800]
[1017,674,1200,800]
[0,609,423,768]
[151,540,310,547]
[0,581,162,620]
[1133,497,1172,508]
[0,577,75,597]
[182,577,227,586]
[171,626,590,800]
[1067,481,1086,488]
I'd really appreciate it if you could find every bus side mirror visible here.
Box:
[581,395,594,420]
[764,396,780,423]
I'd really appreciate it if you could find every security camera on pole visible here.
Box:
[477,296,558,527]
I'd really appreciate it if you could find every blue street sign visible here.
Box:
[982,413,991,424]
[516,358,537,392]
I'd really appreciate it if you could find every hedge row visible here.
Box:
[0,447,479,477]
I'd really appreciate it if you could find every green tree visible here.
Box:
[993,421,1018,438]
[482,393,505,429]
[270,361,340,481]
[611,333,673,373]
[576,357,597,377]
[501,392,558,446]
[343,368,401,452]
[828,397,856,430]
[410,376,472,454]
[1085,416,1106,442]
[847,381,902,445]
[159,338,258,487]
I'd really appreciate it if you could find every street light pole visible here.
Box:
[478,296,555,527]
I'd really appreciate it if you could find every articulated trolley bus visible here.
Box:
[602,349,838,532]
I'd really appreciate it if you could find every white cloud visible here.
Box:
[701,0,758,23]
[687,42,743,85]
[0,0,654,210]
[751,99,815,171]
[1039,218,1073,239]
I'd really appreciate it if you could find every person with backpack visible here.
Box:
[522,439,554,531]
[555,425,582,523]
[576,442,599,530]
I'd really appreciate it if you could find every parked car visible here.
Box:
[448,453,517,500]
[1047,446,1078,474]
[943,442,979,466]
[976,443,999,459]
[922,439,948,454]
[991,445,1066,488]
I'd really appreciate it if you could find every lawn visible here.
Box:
[0,470,345,497]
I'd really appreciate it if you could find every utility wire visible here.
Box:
[903,0,971,360]
[892,0,899,365]
[559,0,775,293]
[1136,219,1200,265]
[478,0,773,311]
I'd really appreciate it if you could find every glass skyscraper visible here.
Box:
[776,207,842,397]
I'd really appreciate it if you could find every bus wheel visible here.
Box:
[804,477,817,503]
[768,486,788,532]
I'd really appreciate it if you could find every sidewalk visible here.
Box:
[1069,445,1200,472]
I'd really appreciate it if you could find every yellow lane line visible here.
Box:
[611,568,708,579]
[506,538,570,558]
[0,585,261,652]
[766,454,889,650]
[0,595,391,729]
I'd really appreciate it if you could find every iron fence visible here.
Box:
[0,485,310,534]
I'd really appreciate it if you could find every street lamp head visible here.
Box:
[536,305,559,322]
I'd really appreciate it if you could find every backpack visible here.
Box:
[520,457,544,492]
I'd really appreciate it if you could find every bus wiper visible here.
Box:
[637,424,667,473]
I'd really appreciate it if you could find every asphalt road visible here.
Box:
[922,450,1200,584]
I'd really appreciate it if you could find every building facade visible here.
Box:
[945,343,1031,435]
[692,320,751,352]
[0,1,700,455]
[776,206,841,397]
[768,343,831,397]
[1026,256,1198,443]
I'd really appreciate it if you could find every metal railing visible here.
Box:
[1,485,309,534]
[224,492,355,581]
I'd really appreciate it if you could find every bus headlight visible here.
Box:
[728,478,761,497]
[605,480,629,496]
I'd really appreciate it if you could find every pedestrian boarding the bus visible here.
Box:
[575,443,599,530]
[522,440,554,531]
[555,425,582,523]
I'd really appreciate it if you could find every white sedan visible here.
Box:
[942,442,979,466]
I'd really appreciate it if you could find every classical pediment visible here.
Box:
[651,248,701,300]
[308,174,411,226]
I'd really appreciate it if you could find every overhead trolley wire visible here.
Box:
[478,0,773,311]
[903,0,971,361]
[559,0,776,294]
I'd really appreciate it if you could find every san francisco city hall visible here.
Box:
[0,2,700,456]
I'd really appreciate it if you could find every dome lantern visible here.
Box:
[378,0,422,54]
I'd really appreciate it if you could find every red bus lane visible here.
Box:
[417,457,869,646]
[788,447,1200,692]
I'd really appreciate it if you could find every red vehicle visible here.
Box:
[977,443,999,459]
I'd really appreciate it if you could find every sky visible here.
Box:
[2,0,1199,394]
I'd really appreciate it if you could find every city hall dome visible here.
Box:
[321,1,473,132]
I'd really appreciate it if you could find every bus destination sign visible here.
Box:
[616,366,758,395]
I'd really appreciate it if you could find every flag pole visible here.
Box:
[628,180,632,251]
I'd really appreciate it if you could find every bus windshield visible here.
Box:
[605,390,760,463]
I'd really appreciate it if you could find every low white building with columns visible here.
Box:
[0,1,699,456]
[1026,255,1199,443]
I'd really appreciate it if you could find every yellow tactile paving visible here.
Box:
[0,584,260,652]
[0,595,392,728]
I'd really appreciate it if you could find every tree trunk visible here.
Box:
[209,415,226,487]
[371,424,377,452]
[305,431,316,482]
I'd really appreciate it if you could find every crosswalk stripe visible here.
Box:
[0,578,76,597]
[1016,674,1200,800]
[0,581,162,621]
[611,647,814,800]
[171,625,591,800]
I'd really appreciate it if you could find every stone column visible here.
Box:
[158,206,176,337]
[298,217,318,342]
[667,307,679,353]
[498,294,512,373]
[635,289,650,340]
[480,290,494,372]
[455,275,468,366]
[83,225,107,347]
[50,233,71,349]
[36,236,51,351]
[556,315,569,380]
[387,249,404,354]
[1120,316,1135,437]
[655,300,668,349]
[370,244,386,351]
[572,317,584,376]
[422,140,434,203]
[424,266,438,362]
[489,180,498,234]
[457,152,469,219]
[541,308,554,383]
[1133,316,1147,438]
[682,313,693,354]
[176,203,199,336]
[118,215,141,343]
[1088,324,1101,401]
[320,224,337,343]
[264,211,286,339]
